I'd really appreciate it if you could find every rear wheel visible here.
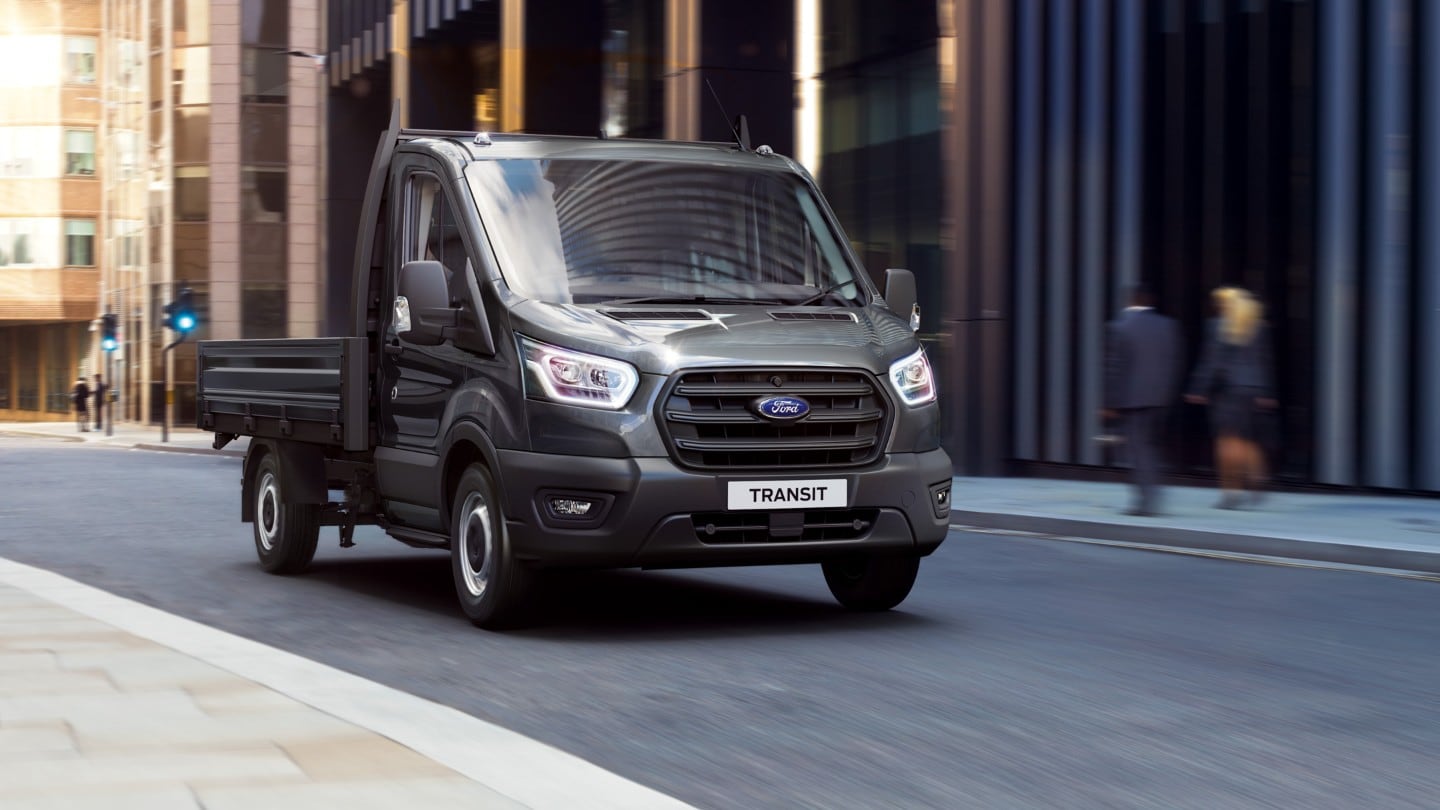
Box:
[252,451,320,574]
[450,464,533,629]
[822,554,920,611]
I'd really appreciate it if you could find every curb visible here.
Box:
[133,442,246,458]
[2,429,243,458]
[950,510,1440,575]
[0,429,85,443]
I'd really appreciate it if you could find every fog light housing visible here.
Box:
[549,497,595,517]
[929,482,952,520]
[536,490,614,529]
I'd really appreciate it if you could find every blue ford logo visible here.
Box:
[754,396,811,422]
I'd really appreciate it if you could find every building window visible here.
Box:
[65,129,96,176]
[114,130,139,178]
[0,128,41,178]
[175,167,209,222]
[46,328,70,413]
[16,329,38,411]
[65,37,98,85]
[65,219,95,266]
[0,220,37,267]
[0,329,10,409]
[241,285,288,339]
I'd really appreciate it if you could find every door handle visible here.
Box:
[384,341,404,356]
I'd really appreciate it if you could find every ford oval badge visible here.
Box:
[754,396,811,422]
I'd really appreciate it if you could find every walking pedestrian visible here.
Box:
[1185,288,1277,508]
[1103,284,1183,516]
[72,376,90,432]
[92,373,107,431]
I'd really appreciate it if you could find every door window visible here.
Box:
[407,173,471,279]
[392,171,474,343]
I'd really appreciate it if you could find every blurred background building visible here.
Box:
[2,0,1435,494]
[0,1,107,420]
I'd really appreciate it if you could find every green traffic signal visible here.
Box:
[101,313,118,351]
[163,288,198,334]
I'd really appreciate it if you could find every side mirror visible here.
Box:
[884,268,920,332]
[397,260,457,346]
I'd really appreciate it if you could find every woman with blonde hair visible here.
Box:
[1185,287,1277,508]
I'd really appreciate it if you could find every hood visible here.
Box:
[508,299,920,376]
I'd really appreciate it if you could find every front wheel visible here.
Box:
[822,554,920,611]
[450,465,534,629]
[252,451,320,574]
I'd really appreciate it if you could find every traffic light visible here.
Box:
[163,287,198,335]
[100,313,118,352]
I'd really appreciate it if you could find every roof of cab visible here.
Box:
[399,129,798,171]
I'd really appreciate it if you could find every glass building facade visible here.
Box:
[971,0,1439,493]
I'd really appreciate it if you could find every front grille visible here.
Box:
[661,368,889,469]
[692,509,880,544]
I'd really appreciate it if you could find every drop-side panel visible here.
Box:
[196,338,370,452]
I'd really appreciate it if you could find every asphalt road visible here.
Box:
[3,439,1439,809]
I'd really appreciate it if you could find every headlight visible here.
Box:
[888,347,936,406]
[520,336,639,410]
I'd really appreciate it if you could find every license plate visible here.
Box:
[727,479,847,510]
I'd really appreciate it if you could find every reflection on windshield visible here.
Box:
[467,161,572,303]
[465,158,862,306]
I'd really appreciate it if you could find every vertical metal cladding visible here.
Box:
[1362,0,1412,489]
[1042,0,1076,463]
[1421,1,1440,492]
[1076,0,1110,466]
[1111,0,1143,313]
[1315,0,1360,485]
[1011,0,1043,461]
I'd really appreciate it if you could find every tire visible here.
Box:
[252,451,320,574]
[822,554,920,611]
[450,464,534,629]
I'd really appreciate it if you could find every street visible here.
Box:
[2,439,1438,809]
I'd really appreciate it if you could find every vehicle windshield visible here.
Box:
[465,158,865,306]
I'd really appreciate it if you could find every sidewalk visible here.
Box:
[950,476,1440,575]
[0,420,246,457]
[0,559,691,810]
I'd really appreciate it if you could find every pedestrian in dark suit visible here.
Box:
[1103,285,1182,516]
[92,373,107,431]
[72,377,90,432]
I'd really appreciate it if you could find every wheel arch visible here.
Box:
[440,420,504,530]
[242,439,326,523]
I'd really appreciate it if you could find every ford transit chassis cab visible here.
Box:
[198,110,953,628]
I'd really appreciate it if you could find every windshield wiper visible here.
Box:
[797,280,860,306]
[604,295,787,307]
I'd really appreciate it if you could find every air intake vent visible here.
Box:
[770,311,859,322]
[605,310,712,321]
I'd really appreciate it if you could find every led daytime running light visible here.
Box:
[888,348,936,406]
[521,337,639,410]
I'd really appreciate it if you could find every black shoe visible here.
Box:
[1216,495,1242,510]
[1123,508,1158,517]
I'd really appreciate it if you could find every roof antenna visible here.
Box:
[705,78,749,152]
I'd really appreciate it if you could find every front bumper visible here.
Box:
[495,448,953,569]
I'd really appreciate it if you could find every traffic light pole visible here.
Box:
[105,350,114,437]
[160,334,187,443]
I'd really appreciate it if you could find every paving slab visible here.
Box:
[0,560,695,810]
